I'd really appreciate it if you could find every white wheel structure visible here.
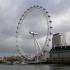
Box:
[16,5,52,58]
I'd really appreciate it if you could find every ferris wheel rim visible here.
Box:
[16,5,52,56]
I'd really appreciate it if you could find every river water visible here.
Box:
[0,64,70,70]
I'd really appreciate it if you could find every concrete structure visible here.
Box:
[49,46,70,64]
[52,33,66,47]
[0,57,3,61]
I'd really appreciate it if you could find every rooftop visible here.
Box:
[50,45,70,52]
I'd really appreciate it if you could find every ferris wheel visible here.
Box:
[16,5,52,57]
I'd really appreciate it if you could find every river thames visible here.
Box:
[0,64,70,70]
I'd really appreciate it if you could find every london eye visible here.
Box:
[16,5,52,59]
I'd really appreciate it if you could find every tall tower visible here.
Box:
[52,33,66,47]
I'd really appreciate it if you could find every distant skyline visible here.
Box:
[0,0,70,56]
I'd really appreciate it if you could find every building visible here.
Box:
[48,33,70,64]
[52,33,66,47]
[49,46,70,64]
[0,57,3,61]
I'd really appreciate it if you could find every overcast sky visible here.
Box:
[0,0,70,56]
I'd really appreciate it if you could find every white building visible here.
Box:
[52,33,66,47]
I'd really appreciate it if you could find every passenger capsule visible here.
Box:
[40,6,42,8]
[49,20,52,23]
[50,26,53,28]
[48,15,51,17]
[20,18,22,20]
[18,22,20,24]
[46,11,48,13]
[43,8,46,10]
[16,31,18,33]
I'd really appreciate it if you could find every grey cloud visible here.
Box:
[0,0,70,56]
[41,0,70,15]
